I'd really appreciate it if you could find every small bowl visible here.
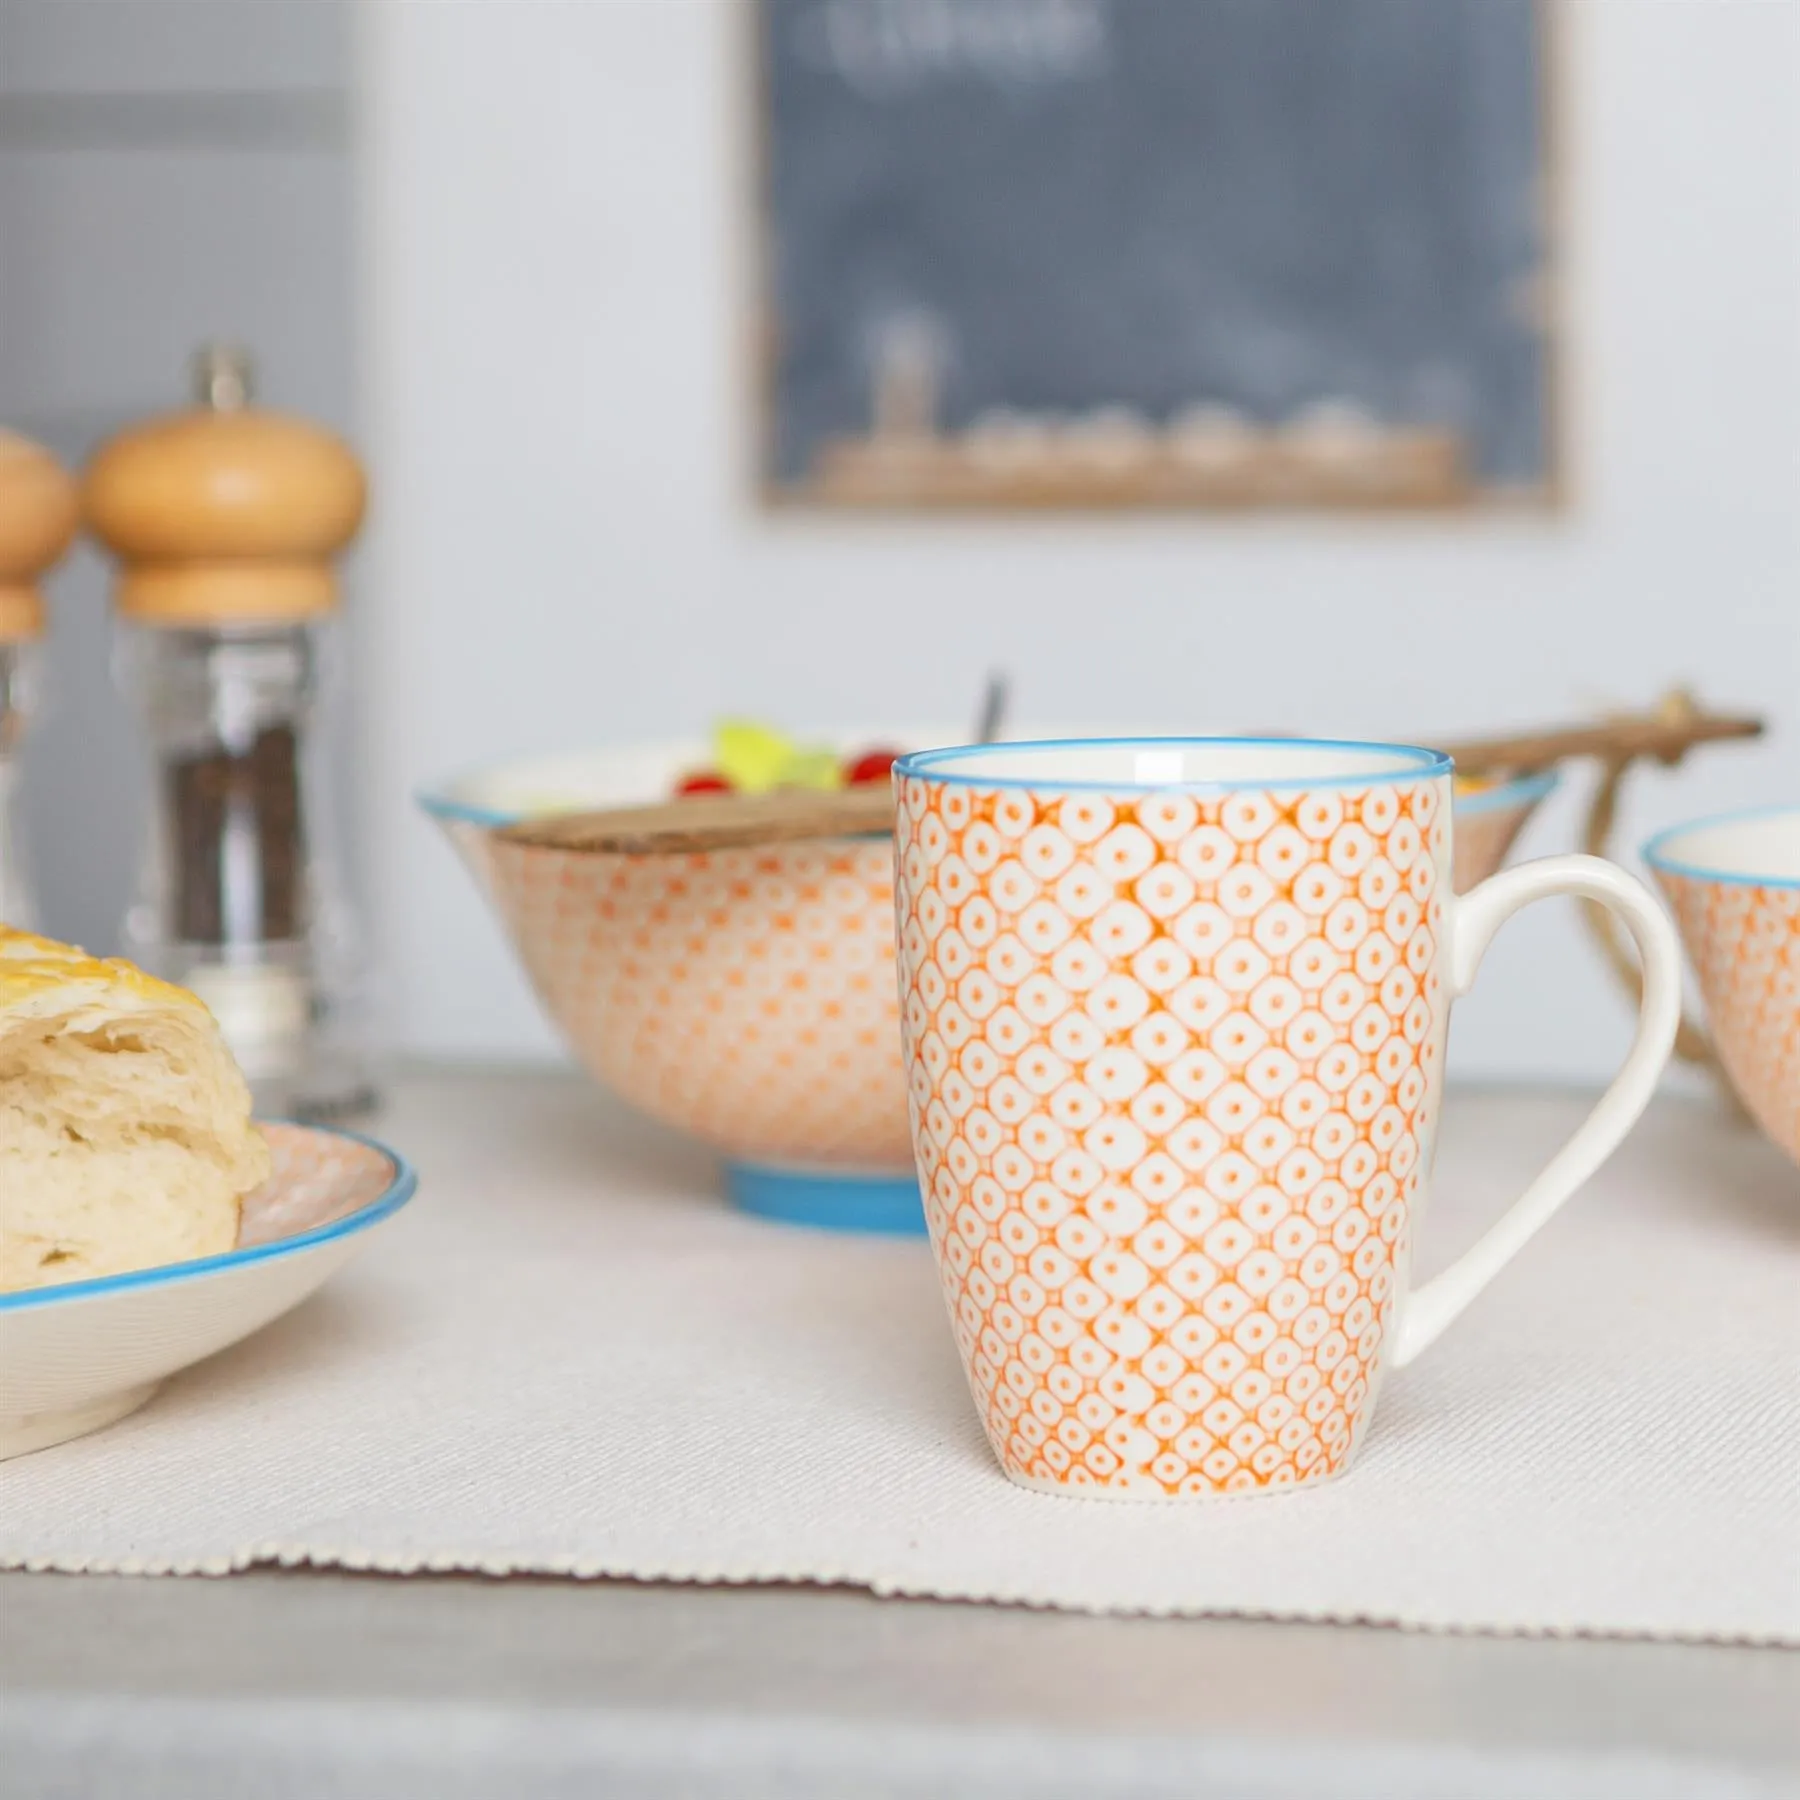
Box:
[422,742,1555,1234]
[1645,806,1800,1167]
[0,1123,416,1460]
[1453,771,1559,892]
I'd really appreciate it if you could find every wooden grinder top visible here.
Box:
[83,346,367,628]
[0,430,79,644]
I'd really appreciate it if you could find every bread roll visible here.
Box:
[0,928,270,1292]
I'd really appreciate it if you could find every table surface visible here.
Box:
[2,1070,1796,1800]
[3,1567,1796,1800]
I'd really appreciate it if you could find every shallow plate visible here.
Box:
[0,1123,416,1461]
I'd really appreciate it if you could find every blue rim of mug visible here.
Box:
[0,1121,417,1313]
[1642,804,1800,892]
[892,736,1454,795]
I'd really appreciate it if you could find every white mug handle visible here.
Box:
[1392,855,1683,1368]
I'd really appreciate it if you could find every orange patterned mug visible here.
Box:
[893,739,1681,1498]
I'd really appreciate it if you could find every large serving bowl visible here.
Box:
[421,737,1555,1232]
[423,730,957,1233]
[1645,806,1800,1168]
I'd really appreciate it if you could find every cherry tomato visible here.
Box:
[844,748,901,785]
[675,771,732,797]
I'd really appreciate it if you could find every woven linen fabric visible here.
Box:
[2,1075,1796,1644]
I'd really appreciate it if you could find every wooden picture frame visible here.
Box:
[752,0,1564,514]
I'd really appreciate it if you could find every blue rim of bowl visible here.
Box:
[417,781,890,850]
[1642,803,1800,892]
[0,1121,418,1313]
[425,743,1552,825]
[891,736,1454,795]
[1453,768,1560,817]
[725,1162,926,1235]
[417,782,524,831]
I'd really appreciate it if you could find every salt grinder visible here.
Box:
[84,347,375,1118]
[0,431,79,930]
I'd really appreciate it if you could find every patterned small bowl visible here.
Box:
[0,1123,415,1460]
[1645,806,1800,1167]
[422,743,1554,1234]
[1453,772,1559,892]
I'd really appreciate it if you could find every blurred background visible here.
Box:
[2,0,1795,1086]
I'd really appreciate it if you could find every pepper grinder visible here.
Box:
[0,430,80,930]
[84,346,375,1119]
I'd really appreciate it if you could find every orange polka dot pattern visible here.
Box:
[1655,871,1800,1165]
[238,1125,400,1247]
[1453,798,1536,896]
[895,775,1452,1496]
[485,837,914,1171]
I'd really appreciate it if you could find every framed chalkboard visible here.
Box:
[756,0,1560,511]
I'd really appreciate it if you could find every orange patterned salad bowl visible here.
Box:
[420,736,1553,1234]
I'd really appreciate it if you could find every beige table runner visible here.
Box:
[3,1074,1796,1643]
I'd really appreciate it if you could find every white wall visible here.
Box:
[361,0,1798,1083]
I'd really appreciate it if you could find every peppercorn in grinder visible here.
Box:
[0,431,80,931]
[84,347,375,1119]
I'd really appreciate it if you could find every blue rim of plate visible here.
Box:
[0,1121,417,1313]
[1642,803,1800,892]
[1452,768,1560,817]
[892,736,1454,795]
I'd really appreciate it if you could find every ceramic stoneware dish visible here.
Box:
[893,738,1678,1497]
[423,730,959,1235]
[421,738,1553,1236]
[1645,806,1800,1168]
[0,1121,415,1460]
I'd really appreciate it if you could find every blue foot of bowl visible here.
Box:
[724,1163,926,1236]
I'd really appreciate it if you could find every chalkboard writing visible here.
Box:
[758,0,1557,510]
